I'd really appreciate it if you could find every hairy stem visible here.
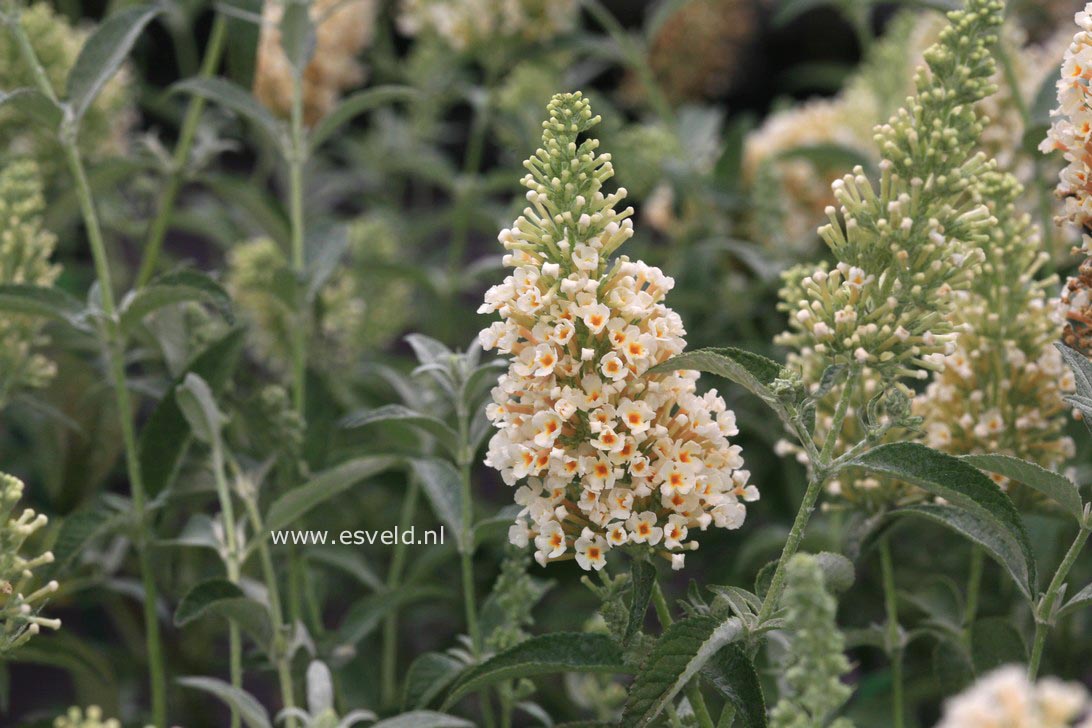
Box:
[1028,524,1090,680]
[211,445,242,728]
[242,493,299,727]
[880,536,904,728]
[5,16,168,723]
[651,581,715,728]
[136,12,228,287]
[381,477,421,709]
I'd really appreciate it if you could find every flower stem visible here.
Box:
[288,67,308,414]
[242,492,298,727]
[963,545,984,633]
[4,15,168,722]
[651,581,715,728]
[211,445,242,727]
[136,12,228,287]
[880,536,904,728]
[1028,523,1090,680]
[381,476,420,709]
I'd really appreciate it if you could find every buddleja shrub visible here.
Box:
[2,0,1092,725]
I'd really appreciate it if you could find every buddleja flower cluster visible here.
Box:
[53,707,121,728]
[935,666,1092,727]
[0,160,60,407]
[480,92,756,571]
[0,473,59,656]
[227,215,410,370]
[254,0,378,125]
[915,171,1075,490]
[397,0,577,54]
[1041,3,1092,254]
[0,2,134,183]
[777,0,1004,386]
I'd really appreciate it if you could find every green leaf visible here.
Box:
[408,458,468,553]
[139,328,245,496]
[177,676,272,728]
[701,644,767,728]
[0,88,62,128]
[772,0,830,26]
[174,579,273,649]
[403,652,465,710]
[647,347,789,420]
[852,443,1036,597]
[66,5,161,121]
[889,505,1034,601]
[342,405,460,459]
[277,0,315,71]
[0,284,85,327]
[176,373,228,446]
[371,712,474,728]
[442,633,626,710]
[172,77,283,146]
[264,456,397,532]
[119,270,233,335]
[971,617,1026,674]
[334,585,448,646]
[624,560,656,643]
[961,454,1083,522]
[1058,582,1092,619]
[309,85,418,149]
[1057,342,1092,401]
[622,616,744,727]
[45,498,127,576]
[931,638,973,694]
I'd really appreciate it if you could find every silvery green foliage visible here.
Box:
[0,3,134,183]
[0,158,59,406]
[777,0,1006,386]
[769,553,854,728]
[0,472,59,655]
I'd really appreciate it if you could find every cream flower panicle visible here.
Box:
[1041,3,1092,254]
[0,159,60,407]
[397,0,577,54]
[935,666,1092,728]
[480,92,756,571]
[254,0,378,126]
[0,473,60,656]
[53,706,122,728]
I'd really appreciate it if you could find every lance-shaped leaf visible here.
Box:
[277,0,315,72]
[139,328,245,496]
[0,284,85,327]
[0,89,62,128]
[442,633,627,709]
[408,458,468,553]
[45,497,128,577]
[342,405,459,460]
[67,5,161,121]
[175,579,273,649]
[334,585,448,646]
[264,456,397,532]
[852,443,1036,597]
[701,644,767,728]
[172,77,283,146]
[1058,582,1092,619]
[309,86,418,150]
[176,373,228,446]
[622,616,744,727]
[119,270,233,335]
[647,347,789,420]
[962,454,1084,522]
[371,712,474,728]
[177,676,271,728]
[403,652,465,710]
[888,504,1034,601]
